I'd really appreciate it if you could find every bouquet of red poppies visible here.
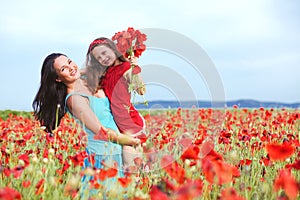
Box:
[112,27,148,105]
[112,27,147,58]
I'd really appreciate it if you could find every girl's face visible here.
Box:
[53,55,80,84]
[91,45,117,67]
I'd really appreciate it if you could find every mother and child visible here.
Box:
[32,37,147,196]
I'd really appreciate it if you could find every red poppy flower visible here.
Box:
[174,179,203,200]
[180,144,200,160]
[22,180,31,188]
[23,132,33,140]
[285,159,300,170]
[0,187,22,200]
[105,167,118,178]
[149,186,170,200]
[96,167,118,181]
[161,155,186,184]
[10,166,24,179]
[112,27,147,58]
[18,154,29,167]
[274,169,299,199]
[57,159,70,175]
[201,156,240,185]
[136,132,147,144]
[35,179,45,195]
[69,151,87,167]
[162,177,177,192]
[98,169,108,181]
[118,176,132,188]
[239,159,252,166]
[265,143,295,161]
[260,156,273,167]
[221,187,245,200]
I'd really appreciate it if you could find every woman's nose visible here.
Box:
[69,65,77,70]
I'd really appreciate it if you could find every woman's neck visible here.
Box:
[66,79,91,95]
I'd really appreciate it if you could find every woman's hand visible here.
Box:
[131,138,141,146]
[100,127,141,146]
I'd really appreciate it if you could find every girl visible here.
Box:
[32,53,140,198]
[84,37,146,170]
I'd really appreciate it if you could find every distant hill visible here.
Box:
[134,99,300,109]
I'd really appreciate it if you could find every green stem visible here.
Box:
[54,104,60,130]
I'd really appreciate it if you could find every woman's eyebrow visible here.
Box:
[59,59,71,70]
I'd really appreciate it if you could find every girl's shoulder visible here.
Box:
[117,61,131,69]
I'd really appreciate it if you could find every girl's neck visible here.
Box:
[112,59,122,67]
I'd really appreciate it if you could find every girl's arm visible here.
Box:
[124,57,146,95]
[66,94,140,146]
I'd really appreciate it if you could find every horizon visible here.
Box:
[1,98,299,112]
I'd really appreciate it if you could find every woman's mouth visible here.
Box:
[70,69,78,76]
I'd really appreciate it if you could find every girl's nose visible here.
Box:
[99,55,105,62]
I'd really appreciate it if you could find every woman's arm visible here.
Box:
[66,94,140,146]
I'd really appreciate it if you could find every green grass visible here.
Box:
[0,110,33,120]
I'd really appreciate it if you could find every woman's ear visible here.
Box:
[55,78,62,82]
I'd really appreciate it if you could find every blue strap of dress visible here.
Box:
[65,92,91,113]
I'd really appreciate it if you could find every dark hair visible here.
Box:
[32,53,67,131]
[85,37,127,94]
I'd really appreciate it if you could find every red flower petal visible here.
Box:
[274,169,299,199]
[118,176,132,188]
[149,186,170,200]
[0,187,22,200]
[266,143,295,161]
[180,144,200,160]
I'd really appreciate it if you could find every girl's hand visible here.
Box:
[129,56,138,66]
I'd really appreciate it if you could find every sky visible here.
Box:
[0,0,299,111]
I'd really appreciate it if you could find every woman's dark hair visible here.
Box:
[85,37,127,94]
[32,53,67,132]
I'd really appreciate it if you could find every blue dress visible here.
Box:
[65,93,124,198]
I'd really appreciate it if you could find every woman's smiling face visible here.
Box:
[53,55,80,84]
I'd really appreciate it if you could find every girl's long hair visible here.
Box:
[32,53,67,132]
[84,37,127,94]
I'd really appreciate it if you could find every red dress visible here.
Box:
[101,61,145,135]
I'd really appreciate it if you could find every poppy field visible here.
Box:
[0,107,299,200]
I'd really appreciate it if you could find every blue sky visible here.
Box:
[0,0,299,111]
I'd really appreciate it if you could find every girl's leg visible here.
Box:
[122,145,143,172]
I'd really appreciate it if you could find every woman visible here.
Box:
[32,53,139,197]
